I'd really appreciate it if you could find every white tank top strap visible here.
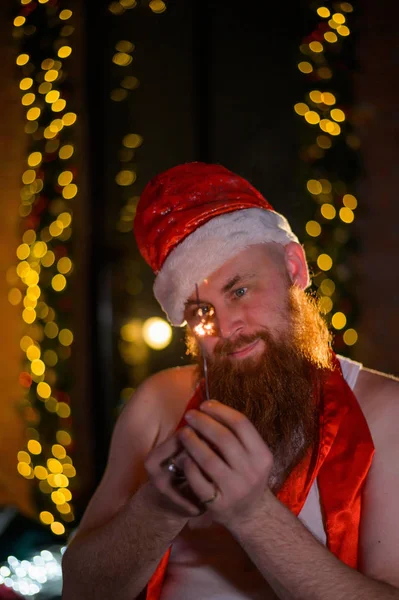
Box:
[337,354,363,391]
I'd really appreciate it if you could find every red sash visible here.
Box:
[146,355,375,599]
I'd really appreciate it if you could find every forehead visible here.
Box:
[190,243,283,298]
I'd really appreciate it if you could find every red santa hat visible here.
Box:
[134,162,305,326]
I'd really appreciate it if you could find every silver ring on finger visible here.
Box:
[166,457,186,482]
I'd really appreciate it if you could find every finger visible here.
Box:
[178,426,230,484]
[145,434,182,474]
[199,401,265,454]
[183,455,219,505]
[152,474,202,516]
[185,410,246,469]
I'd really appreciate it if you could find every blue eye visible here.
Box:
[234,287,247,298]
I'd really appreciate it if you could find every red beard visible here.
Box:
[186,286,333,490]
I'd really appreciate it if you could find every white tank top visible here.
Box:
[160,355,362,600]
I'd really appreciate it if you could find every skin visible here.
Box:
[62,242,399,600]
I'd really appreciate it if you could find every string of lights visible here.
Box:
[106,0,172,406]
[9,0,78,536]
[294,1,360,352]
[0,547,64,597]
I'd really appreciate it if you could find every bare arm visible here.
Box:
[62,369,198,600]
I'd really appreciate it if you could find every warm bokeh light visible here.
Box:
[142,317,172,350]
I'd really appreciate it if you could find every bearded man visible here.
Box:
[62,163,399,600]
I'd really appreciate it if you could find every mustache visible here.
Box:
[213,332,267,356]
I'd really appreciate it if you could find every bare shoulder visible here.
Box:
[353,366,399,442]
[355,367,399,586]
[123,363,198,439]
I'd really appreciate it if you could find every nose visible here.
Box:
[215,305,245,340]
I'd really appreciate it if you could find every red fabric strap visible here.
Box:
[146,356,374,599]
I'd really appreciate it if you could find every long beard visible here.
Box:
[186,286,333,490]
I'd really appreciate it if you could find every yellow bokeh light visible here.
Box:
[343,328,358,346]
[45,90,60,104]
[294,102,309,116]
[34,466,49,480]
[57,430,72,446]
[51,491,66,505]
[41,251,55,267]
[27,107,41,121]
[37,381,51,399]
[57,503,71,514]
[22,169,36,185]
[116,170,136,186]
[52,444,67,459]
[17,451,31,464]
[40,511,54,525]
[59,329,74,346]
[298,61,313,74]
[23,308,36,324]
[318,67,332,79]
[14,16,26,27]
[319,278,336,296]
[142,317,172,350]
[43,350,58,367]
[58,171,73,186]
[149,0,166,13]
[24,270,39,286]
[16,53,30,66]
[62,112,77,126]
[121,76,140,90]
[332,311,347,330]
[44,322,59,338]
[49,221,63,237]
[309,41,323,53]
[322,92,336,106]
[305,221,322,237]
[304,111,320,125]
[20,336,33,351]
[339,207,354,223]
[112,52,133,66]
[57,257,72,274]
[22,93,35,106]
[343,194,357,209]
[62,183,78,199]
[51,522,65,535]
[48,458,63,474]
[317,254,333,271]
[8,288,22,306]
[337,25,350,36]
[309,90,323,103]
[59,145,74,160]
[31,359,45,376]
[27,439,42,455]
[306,179,322,195]
[57,402,71,418]
[332,12,346,24]
[52,274,67,292]
[62,464,76,478]
[44,69,59,83]
[324,32,338,43]
[122,133,143,148]
[20,77,33,91]
[27,285,41,301]
[52,99,67,113]
[27,345,41,361]
[331,108,345,122]
[321,203,336,220]
[28,152,42,167]
[58,46,72,58]
[111,88,128,102]
[319,296,333,314]
[115,40,135,52]
[17,462,32,477]
[32,241,47,258]
[59,9,73,20]
[120,0,137,7]
[16,243,30,260]
[317,6,330,17]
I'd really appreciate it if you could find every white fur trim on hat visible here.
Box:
[153,208,302,326]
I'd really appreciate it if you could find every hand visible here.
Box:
[144,433,204,519]
[176,400,274,527]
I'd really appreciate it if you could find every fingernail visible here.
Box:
[185,412,194,421]
[200,400,215,410]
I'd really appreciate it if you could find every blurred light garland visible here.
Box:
[0,547,64,598]
[9,0,78,535]
[107,0,169,405]
[295,1,360,352]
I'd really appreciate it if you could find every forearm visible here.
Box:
[62,482,188,600]
[229,492,399,600]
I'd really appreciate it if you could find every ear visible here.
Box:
[284,242,310,289]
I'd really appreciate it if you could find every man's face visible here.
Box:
[184,243,292,363]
